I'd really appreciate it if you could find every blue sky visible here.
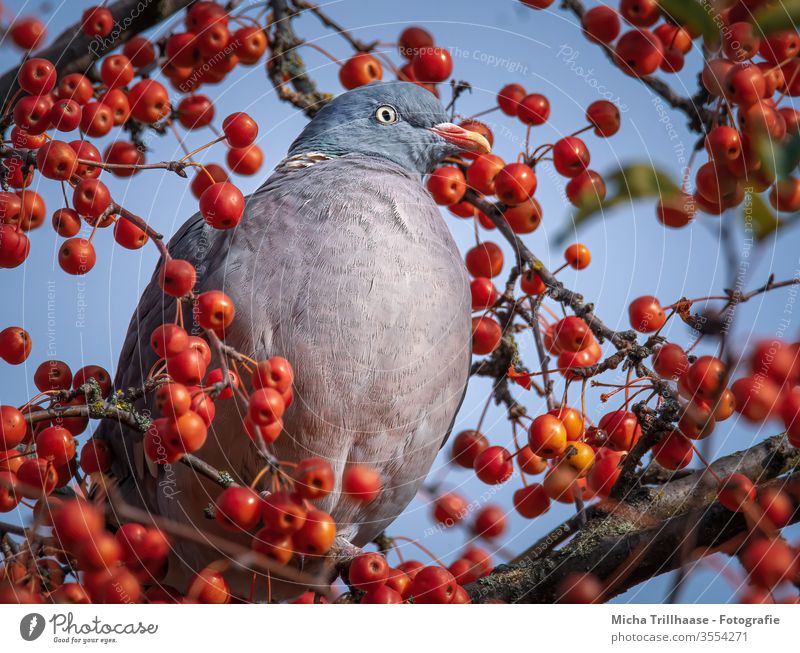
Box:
[1,0,798,603]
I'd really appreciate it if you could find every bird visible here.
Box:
[95,80,490,599]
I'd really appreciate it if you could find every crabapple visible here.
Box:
[494,163,537,205]
[215,487,262,531]
[451,430,488,468]
[528,414,568,459]
[339,54,382,89]
[473,445,513,484]
[471,316,502,355]
[582,6,620,44]
[342,464,381,502]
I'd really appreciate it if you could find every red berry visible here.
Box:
[412,47,452,83]
[19,58,57,95]
[628,295,666,333]
[35,426,76,467]
[582,6,620,44]
[652,431,693,470]
[614,29,664,76]
[294,457,335,500]
[159,259,197,297]
[261,491,307,535]
[128,80,170,123]
[656,192,696,228]
[470,277,498,310]
[9,17,47,50]
[652,343,688,379]
[398,26,433,59]
[619,0,660,27]
[497,83,526,116]
[0,327,31,365]
[215,486,262,531]
[473,445,513,484]
[349,552,388,591]
[113,218,149,250]
[339,53,383,89]
[33,360,72,392]
[17,457,58,498]
[558,572,603,603]
[471,316,502,355]
[433,491,468,526]
[586,100,620,137]
[409,566,457,604]
[466,153,505,196]
[718,473,756,513]
[598,410,641,451]
[79,439,113,474]
[200,182,245,229]
[513,484,550,518]
[520,269,546,295]
[82,6,114,37]
[292,507,336,555]
[723,22,761,62]
[13,94,52,134]
[0,406,26,450]
[553,137,590,177]
[566,170,606,208]
[151,323,189,359]
[740,538,797,588]
[80,101,114,137]
[564,243,591,269]
[195,290,235,331]
[342,464,381,502]
[222,112,258,148]
[427,166,466,205]
[587,448,624,497]
[725,63,766,106]
[473,504,507,538]
[100,54,134,89]
[731,375,780,422]
[528,414,568,459]
[494,163,537,205]
[124,36,156,68]
[517,93,550,126]
[465,242,503,278]
[248,388,285,426]
[227,145,263,176]
[451,430,488,468]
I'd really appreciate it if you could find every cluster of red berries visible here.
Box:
[343,550,481,603]
[1,1,265,275]
[339,26,453,93]
[145,311,296,461]
[525,0,800,227]
[161,3,268,90]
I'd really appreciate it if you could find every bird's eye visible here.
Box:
[375,105,398,124]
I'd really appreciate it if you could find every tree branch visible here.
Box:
[470,435,800,602]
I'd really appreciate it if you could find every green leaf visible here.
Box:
[757,133,800,179]
[744,192,781,241]
[556,164,679,244]
[753,0,800,35]
[658,0,720,45]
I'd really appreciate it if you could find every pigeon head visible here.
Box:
[288,81,490,174]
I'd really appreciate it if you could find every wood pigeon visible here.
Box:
[96,80,491,598]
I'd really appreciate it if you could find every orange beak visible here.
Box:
[429,122,491,155]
